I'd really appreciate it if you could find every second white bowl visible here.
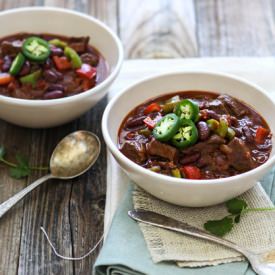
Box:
[102,71,275,207]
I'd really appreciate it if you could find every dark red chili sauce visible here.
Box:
[0,33,108,99]
[118,91,272,179]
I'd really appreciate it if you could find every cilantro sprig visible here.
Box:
[204,198,275,236]
[0,145,48,179]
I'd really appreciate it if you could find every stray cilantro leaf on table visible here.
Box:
[226,198,248,215]
[204,197,275,237]
[10,154,31,179]
[204,217,234,237]
[0,145,48,179]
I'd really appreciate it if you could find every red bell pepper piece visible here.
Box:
[76,64,96,79]
[81,78,95,91]
[143,116,157,129]
[144,103,161,115]
[255,126,269,144]
[53,56,71,70]
[181,165,201,179]
[0,73,13,85]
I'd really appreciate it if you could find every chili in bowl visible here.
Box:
[0,33,108,100]
[118,91,272,180]
[0,7,123,128]
[102,72,275,207]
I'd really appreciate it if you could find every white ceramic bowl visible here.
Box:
[102,71,275,207]
[0,7,123,128]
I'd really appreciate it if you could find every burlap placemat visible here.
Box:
[133,183,275,267]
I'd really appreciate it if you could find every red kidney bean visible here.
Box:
[43,69,59,83]
[197,121,210,141]
[47,83,65,92]
[2,56,12,72]
[43,58,53,69]
[19,61,31,76]
[126,115,147,128]
[43,90,64,99]
[54,69,63,80]
[180,152,201,165]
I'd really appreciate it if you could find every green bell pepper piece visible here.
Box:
[49,39,67,48]
[9,53,25,76]
[20,69,42,87]
[64,46,82,69]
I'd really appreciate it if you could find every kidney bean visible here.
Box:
[43,58,53,69]
[19,60,31,76]
[43,69,59,83]
[2,56,12,72]
[43,90,64,99]
[80,52,99,66]
[180,152,201,165]
[50,47,64,56]
[47,83,65,92]
[197,121,210,141]
[54,69,63,80]
[126,115,147,128]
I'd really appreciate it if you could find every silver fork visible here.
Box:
[128,210,275,275]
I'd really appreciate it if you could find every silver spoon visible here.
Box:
[129,210,275,275]
[0,130,101,219]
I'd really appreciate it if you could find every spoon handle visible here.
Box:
[128,210,251,258]
[0,174,53,219]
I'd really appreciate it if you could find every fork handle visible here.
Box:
[128,210,252,258]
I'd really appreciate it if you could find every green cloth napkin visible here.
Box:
[94,169,275,275]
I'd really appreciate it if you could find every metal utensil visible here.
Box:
[128,210,275,275]
[0,130,101,218]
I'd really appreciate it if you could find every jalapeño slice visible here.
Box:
[22,37,50,62]
[175,99,199,122]
[153,113,180,142]
[171,119,198,149]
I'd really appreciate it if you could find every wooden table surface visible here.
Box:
[0,1,275,274]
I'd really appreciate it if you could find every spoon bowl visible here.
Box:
[50,131,101,179]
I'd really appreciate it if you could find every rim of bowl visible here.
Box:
[102,70,275,186]
[0,6,124,106]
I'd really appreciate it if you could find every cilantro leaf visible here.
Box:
[204,217,234,237]
[9,154,31,179]
[0,146,6,160]
[234,214,241,223]
[226,198,248,215]
[10,166,31,179]
[15,154,29,168]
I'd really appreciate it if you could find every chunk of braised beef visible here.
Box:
[207,134,226,144]
[207,99,229,115]
[146,139,178,162]
[68,36,89,53]
[200,109,221,121]
[224,137,256,171]
[1,40,22,56]
[242,126,254,143]
[217,95,247,117]
[120,140,146,164]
